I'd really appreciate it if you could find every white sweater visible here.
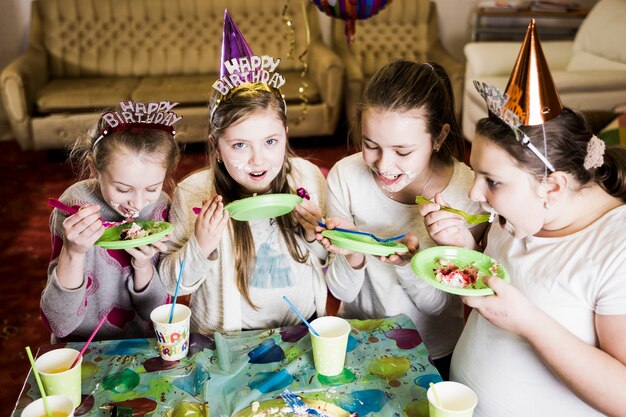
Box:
[325,153,485,359]
[159,157,328,334]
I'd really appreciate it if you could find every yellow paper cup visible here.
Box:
[34,348,82,409]
[427,381,478,417]
[309,316,351,376]
[150,304,191,361]
[21,394,75,417]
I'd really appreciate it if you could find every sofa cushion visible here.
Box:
[132,75,214,104]
[36,0,312,78]
[567,0,626,71]
[36,77,139,112]
[278,71,321,104]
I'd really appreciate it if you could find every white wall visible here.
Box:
[0,0,30,140]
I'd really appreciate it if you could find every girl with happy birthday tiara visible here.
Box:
[42,100,181,341]
[448,21,626,416]
[158,11,328,334]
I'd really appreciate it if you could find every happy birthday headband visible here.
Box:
[93,100,182,149]
[474,20,562,173]
[210,10,287,126]
[474,81,556,172]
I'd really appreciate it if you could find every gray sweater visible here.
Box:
[42,180,170,341]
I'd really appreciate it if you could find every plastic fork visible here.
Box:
[317,220,406,243]
[280,389,328,417]
[48,198,124,228]
[415,195,490,225]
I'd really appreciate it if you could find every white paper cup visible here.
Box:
[34,348,82,408]
[427,381,478,417]
[309,316,351,376]
[21,394,75,417]
[150,303,191,361]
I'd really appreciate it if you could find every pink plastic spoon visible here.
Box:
[47,198,125,228]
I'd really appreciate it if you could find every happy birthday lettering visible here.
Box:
[102,100,182,129]
[212,55,286,95]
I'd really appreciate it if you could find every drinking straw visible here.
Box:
[25,346,53,417]
[70,314,107,369]
[282,296,320,336]
[429,382,442,407]
[169,259,185,323]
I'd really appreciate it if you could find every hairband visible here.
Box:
[93,100,181,149]
[474,81,556,172]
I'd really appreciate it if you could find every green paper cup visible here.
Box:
[309,316,351,376]
[34,349,82,409]
[21,394,75,417]
[150,304,191,361]
[427,381,478,417]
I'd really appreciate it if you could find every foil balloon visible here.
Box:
[220,9,254,79]
[311,0,394,43]
[503,19,563,126]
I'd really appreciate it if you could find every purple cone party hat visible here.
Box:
[211,10,285,98]
[474,19,561,172]
[219,9,254,80]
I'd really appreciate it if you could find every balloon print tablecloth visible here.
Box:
[12,314,442,417]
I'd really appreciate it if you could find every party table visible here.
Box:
[12,314,441,417]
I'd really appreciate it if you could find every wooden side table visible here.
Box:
[472,7,590,41]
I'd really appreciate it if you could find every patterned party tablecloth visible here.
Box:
[12,314,441,417]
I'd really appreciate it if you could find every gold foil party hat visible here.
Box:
[503,19,563,126]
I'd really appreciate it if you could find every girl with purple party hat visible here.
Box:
[448,21,626,416]
[42,101,181,341]
[158,11,328,334]
[318,59,487,379]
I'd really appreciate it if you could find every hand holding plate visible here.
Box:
[462,275,537,337]
[379,234,418,265]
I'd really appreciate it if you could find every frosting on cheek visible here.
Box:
[230,160,252,173]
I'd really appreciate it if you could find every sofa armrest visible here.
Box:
[464,40,574,79]
[1,48,49,149]
[308,41,345,109]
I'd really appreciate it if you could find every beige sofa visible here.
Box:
[333,0,464,131]
[462,0,626,141]
[0,0,345,150]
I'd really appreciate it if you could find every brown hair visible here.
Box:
[69,110,181,195]
[475,108,626,202]
[354,60,465,165]
[208,84,308,308]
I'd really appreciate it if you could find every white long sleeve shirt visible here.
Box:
[325,153,484,359]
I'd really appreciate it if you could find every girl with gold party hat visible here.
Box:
[158,11,328,334]
[448,20,626,416]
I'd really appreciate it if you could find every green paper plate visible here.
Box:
[322,229,408,257]
[95,221,173,250]
[225,194,303,221]
[411,246,509,296]
[233,398,350,417]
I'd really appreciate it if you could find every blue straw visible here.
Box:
[169,259,185,324]
[282,296,319,336]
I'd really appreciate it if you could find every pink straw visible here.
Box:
[70,315,107,369]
